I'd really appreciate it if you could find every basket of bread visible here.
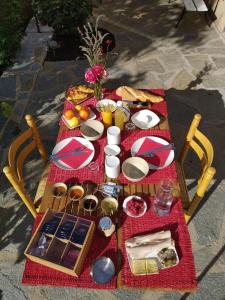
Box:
[66,85,94,105]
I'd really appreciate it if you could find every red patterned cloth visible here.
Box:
[22,214,117,289]
[47,130,106,184]
[120,197,197,290]
[119,130,177,184]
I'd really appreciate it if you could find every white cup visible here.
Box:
[105,156,120,178]
[107,126,121,145]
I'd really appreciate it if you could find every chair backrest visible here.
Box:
[178,114,216,223]
[3,115,48,218]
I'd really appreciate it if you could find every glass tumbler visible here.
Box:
[153,179,174,216]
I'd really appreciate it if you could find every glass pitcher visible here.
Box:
[153,179,174,216]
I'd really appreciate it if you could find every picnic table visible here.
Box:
[22,89,197,291]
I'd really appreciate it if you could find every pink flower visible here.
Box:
[85,68,97,84]
[92,64,108,79]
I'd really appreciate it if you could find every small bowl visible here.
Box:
[101,197,118,215]
[96,99,117,112]
[80,120,104,141]
[104,144,121,156]
[68,185,84,201]
[82,195,98,212]
[52,183,67,198]
[122,157,149,182]
[123,195,147,218]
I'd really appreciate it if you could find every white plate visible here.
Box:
[131,110,160,129]
[62,108,96,129]
[131,136,174,170]
[96,99,117,112]
[51,137,95,170]
[123,195,147,218]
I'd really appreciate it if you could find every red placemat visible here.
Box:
[119,130,177,184]
[48,130,106,184]
[120,197,197,290]
[22,214,117,289]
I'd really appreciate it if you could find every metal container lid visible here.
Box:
[90,257,115,284]
[98,217,112,231]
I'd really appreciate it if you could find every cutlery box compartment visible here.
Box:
[24,209,95,277]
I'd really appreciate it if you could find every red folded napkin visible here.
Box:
[136,137,170,167]
[57,138,93,169]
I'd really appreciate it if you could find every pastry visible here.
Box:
[76,85,94,94]
[67,90,88,101]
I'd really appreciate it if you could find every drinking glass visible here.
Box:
[101,111,112,128]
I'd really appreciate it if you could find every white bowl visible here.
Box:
[104,144,121,156]
[131,109,160,129]
[123,195,147,218]
[96,99,117,112]
[80,120,104,141]
[122,157,149,182]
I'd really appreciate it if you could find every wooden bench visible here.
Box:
[175,0,208,27]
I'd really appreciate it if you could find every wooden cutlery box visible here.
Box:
[24,209,95,277]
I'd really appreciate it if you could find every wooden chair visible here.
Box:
[176,114,216,223]
[3,115,48,218]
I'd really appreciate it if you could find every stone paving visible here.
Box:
[1,0,225,299]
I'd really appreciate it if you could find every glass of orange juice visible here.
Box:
[101,111,112,128]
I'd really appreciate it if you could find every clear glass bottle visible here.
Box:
[153,179,174,216]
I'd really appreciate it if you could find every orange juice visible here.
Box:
[101,111,112,128]
[115,108,125,130]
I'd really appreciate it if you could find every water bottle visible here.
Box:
[153,179,174,216]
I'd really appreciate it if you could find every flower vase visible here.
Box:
[94,81,103,101]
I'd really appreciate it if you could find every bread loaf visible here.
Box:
[116,86,164,103]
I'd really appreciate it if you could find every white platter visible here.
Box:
[61,108,96,129]
[131,109,160,129]
[51,137,95,170]
[131,136,174,170]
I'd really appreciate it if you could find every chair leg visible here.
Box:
[34,14,41,33]
[175,7,186,28]
[185,167,216,224]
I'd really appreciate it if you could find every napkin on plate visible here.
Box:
[57,139,93,169]
[136,137,171,167]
